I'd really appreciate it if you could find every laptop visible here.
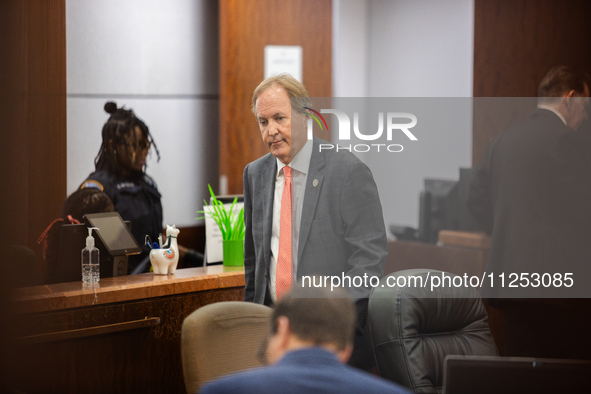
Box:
[443,355,591,394]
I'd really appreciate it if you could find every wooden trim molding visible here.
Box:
[219,0,332,194]
[18,317,161,345]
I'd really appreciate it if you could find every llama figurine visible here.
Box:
[148,225,180,275]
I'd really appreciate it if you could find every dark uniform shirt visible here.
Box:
[80,170,163,274]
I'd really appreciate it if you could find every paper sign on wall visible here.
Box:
[264,45,303,82]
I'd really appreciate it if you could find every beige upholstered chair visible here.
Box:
[181,301,273,394]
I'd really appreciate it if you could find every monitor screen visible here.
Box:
[209,194,244,205]
[85,212,142,256]
[419,178,459,243]
[444,355,591,394]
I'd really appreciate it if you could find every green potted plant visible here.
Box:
[197,185,245,266]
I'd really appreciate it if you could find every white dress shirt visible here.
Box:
[269,140,312,302]
[537,104,567,126]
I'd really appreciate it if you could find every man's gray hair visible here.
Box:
[252,73,313,116]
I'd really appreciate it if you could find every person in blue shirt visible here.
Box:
[200,286,411,394]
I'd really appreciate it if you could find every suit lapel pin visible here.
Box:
[313,179,319,187]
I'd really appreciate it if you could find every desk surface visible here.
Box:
[13,265,245,314]
[11,266,246,393]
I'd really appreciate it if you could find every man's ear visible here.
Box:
[337,344,354,364]
[561,90,576,111]
[275,316,291,347]
[265,316,292,365]
[565,90,576,98]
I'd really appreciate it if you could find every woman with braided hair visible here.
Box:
[79,102,164,274]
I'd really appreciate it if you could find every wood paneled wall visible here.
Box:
[472,0,591,165]
[219,0,332,195]
[0,0,67,260]
[0,0,66,386]
[13,287,244,393]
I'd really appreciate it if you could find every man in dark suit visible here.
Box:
[200,287,411,394]
[243,74,388,369]
[467,66,591,358]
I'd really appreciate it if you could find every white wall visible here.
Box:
[66,0,218,227]
[333,0,370,97]
[333,0,474,230]
[67,0,473,231]
[367,0,474,98]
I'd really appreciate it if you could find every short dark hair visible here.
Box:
[63,188,114,221]
[538,66,589,103]
[271,286,356,351]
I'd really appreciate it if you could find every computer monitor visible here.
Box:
[54,213,141,283]
[390,169,485,243]
[419,178,459,243]
[209,194,244,205]
[443,355,591,394]
[85,212,142,257]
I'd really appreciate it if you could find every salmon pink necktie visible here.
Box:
[276,166,292,300]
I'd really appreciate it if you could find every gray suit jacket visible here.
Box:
[243,137,388,303]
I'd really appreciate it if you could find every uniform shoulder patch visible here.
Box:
[81,179,104,191]
[116,182,136,190]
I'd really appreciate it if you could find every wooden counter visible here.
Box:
[384,240,489,278]
[10,266,246,394]
[13,265,245,314]
[9,234,503,392]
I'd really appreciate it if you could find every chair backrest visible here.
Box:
[181,301,273,394]
[369,269,498,394]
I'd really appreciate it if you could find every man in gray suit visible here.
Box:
[243,74,388,369]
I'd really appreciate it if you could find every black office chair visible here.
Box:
[368,269,498,394]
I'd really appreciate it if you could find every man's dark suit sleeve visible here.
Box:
[243,163,256,302]
[466,143,494,235]
[340,161,388,301]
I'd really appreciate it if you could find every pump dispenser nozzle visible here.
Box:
[86,227,99,249]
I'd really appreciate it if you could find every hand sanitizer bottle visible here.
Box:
[82,227,100,283]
